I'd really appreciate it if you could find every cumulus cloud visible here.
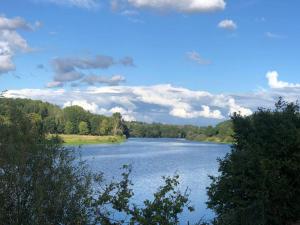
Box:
[4,84,256,125]
[109,106,136,121]
[5,71,300,125]
[0,15,36,74]
[170,105,223,119]
[266,71,300,89]
[227,98,252,116]
[64,100,99,113]
[49,55,134,87]
[218,19,237,30]
[0,16,32,30]
[186,51,211,65]
[126,0,226,13]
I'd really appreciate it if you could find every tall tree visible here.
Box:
[99,118,111,135]
[79,121,89,135]
[207,99,300,225]
[112,112,123,136]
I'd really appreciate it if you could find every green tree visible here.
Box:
[112,112,123,136]
[207,98,300,225]
[43,116,56,133]
[0,102,92,225]
[79,121,89,135]
[64,121,75,134]
[63,106,90,134]
[99,118,111,135]
[92,166,194,225]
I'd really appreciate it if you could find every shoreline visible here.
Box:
[54,135,232,146]
[57,134,126,145]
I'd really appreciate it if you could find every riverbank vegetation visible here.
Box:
[207,98,300,225]
[58,134,126,145]
[0,98,234,144]
[1,96,299,224]
[0,99,194,225]
[127,120,233,143]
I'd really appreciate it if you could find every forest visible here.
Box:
[0,98,234,143]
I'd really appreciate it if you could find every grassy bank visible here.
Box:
[186,136,233,144]
[57,134,126,145]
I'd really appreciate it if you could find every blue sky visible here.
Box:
[1,0,300,125]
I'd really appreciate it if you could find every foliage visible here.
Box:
[0,101,92,225]
[79,121,90,135]
[64,120,75,134]
[58,134,125,145]
[0,98,129,138]
[92,165,194,225]
[0,100,194,225]
[207,98,300,225]
[127,121,234,143]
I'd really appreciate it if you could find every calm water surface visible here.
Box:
[79,138,230,224]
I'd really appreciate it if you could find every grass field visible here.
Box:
[57,134,126,145]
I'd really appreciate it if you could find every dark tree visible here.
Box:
[0,102,92,225]
[207,99,300,225]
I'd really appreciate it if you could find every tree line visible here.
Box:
[127,121,234,143]
[0,98,234,143]
[0,98,129,137]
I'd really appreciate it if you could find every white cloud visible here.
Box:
[0,16,33,74]
[0,16,32,30]
[127,0,226,13]
[227,98,252,116]
[4,84,256,125]
[218,19,237,30]
[5,70,299,125]
[266,71,300,89]
[6,71,300,125]
[186,51,211,65]
[109,107,136,121]
[46,81,64,88]
[170,105,224,119]
[41,0,98,9]
[0,42,15,73]
[64,100,99,113]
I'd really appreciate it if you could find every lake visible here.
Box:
[79,138,230,224]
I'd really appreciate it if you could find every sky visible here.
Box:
[1,0,300,125]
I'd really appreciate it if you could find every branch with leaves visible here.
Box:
[91,165,194,225]
[0,89,7,98]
